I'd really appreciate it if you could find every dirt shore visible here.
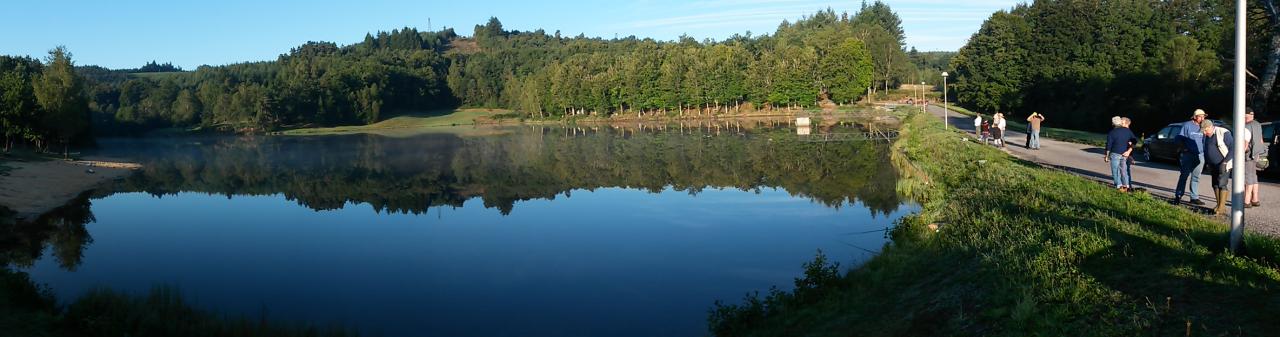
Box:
[0,157,141,221]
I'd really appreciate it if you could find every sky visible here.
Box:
[0,0,1024,70]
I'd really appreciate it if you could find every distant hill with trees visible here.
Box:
[128,61,183,73]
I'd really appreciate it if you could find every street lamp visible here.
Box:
[941,72,949,130]
[1229,0,1247,253]
[921,82,926,111]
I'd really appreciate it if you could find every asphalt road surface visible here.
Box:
[922,104,1280,237]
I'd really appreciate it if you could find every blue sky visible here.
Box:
[0,0,1023,70]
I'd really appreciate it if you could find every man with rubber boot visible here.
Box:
[1201,120,1235,216]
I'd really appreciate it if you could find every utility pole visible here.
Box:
[1230,0,1247,253]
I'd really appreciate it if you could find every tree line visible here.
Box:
[951,0,1280,133]
[0,48,89,156]
[0,1,939,150]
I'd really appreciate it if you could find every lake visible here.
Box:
[10,121,915,336]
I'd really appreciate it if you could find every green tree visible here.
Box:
[821,38,874,104]
[952,10,1030,114]
[853,0,905,45]
[32,47,89,157]
[0,56,42,151]
[171,89,202,125]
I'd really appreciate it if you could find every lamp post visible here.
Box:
[920,81,926,111]
[1229,0,1247,253]
[941,72,949,130]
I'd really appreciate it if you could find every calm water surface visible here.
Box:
[15,123,914,336]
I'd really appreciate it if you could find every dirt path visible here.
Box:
[923,104,1280,237]
[0,157,140,221]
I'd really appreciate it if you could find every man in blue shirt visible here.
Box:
[1105,116,1137,191]
[1173,109,1208,205]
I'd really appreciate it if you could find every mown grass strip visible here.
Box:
[709,110,1280,336]
[278,108,511,136]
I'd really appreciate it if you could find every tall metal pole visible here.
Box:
[1230,0,1247,253]
[942,72,949,130]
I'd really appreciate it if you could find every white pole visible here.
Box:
[1230,0,1247,253]
[943,73,949,130]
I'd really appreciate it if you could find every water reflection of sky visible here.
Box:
[26,187,915,337]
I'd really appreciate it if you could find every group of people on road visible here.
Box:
[1168,108,1268,215]
[973,112,1045,150]
[975,113,1007,147]
[967,107,1266,216]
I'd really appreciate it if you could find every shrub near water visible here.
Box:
[709,111,1280,336]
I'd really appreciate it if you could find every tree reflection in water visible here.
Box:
[1,192,95,271]
[7,120,905,272]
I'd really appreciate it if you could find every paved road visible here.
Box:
[922,104,1280,237]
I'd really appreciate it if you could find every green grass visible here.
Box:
[945,105,1108,147]
[709,110,1280,336]
[279,108,513,136]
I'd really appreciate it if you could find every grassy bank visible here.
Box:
[278,105,887,136]
[278,108,515,136]
[710,111,1280,336]
[943,105,1108,147]
[0,267,358,337]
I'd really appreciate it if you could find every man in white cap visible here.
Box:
[1173,109,1208,205]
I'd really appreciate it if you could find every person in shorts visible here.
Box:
[1245,108,1265,207]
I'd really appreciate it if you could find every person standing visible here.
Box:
[1025,118,1033,148]
[981,120,992,145]
[973,114,983,140]
[1202,120,1237,215]
[994,113,1007,148]
[1122,117,1136,189]
[1106,116,1136,192]
[1026,112,1045,150]
[1173,109,1208,206]
[1245,108,1266,208]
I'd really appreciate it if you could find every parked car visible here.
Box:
[1264,121,1277,173]
[1141,120,1225,162]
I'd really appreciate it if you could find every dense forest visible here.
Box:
[0,1,937,151]
[951,0,1280,133]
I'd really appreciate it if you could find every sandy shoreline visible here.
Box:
[0,157,140,221]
